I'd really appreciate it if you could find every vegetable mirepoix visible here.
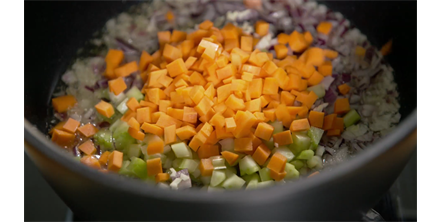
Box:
[50,14,363,191]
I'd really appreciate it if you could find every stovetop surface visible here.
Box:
[24,150,416,221]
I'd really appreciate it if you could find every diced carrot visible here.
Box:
[78,140,97,155]
[166,58,188,77]
[255,20,269,36]
[219,151,238,166]
[157,31,171,47]
[234,137,254,153]
[338,83,351,95]
[156,113,182,128]
[51,129,75,146]
[334,98,350,114]
[170,30,187,43]
[146,88,166,105]
[252,144,271,166]
[139,51,154,72]
[275,104,292,127]
[164,125,176,145]
[95,100,114,118]
[108,77,127,96]
[289,30,308,53]
[304,31,313,45]
[197,144,219,159]
[49,121,66,135]
[146,135,165,155]
[121,110,136,122]
[80,156,101,170]
[245,98,261,113]
[199,20,214,30]
[205,130,219,145]
[189,132,207,151]
[209,112,226,128]
[332,117,344,132]
[221,23,239,40]
[105,49,124,79]
[267,152,287,173]
[305,47,324,66]
[216,63,236,80]
[98,151,110,166]
[155,173,170,183]
[114,61,138,78]
[323,114,336,130]
[108,151,123,172]
[262,78,279,95]
[270,168,287,181]
[215,125,234,139]
[200,159,214,176]
[380,39,392,56]
[126,97,140,112]
[146,158,163,176]
[128,127,145,140]
[224,38,239,52]
[241,35,253,52]
[324,49,338,59]
[277,33,290,44]
[296,91,318,109]
[76,124,98,138]
[273,130,293,146]
[307,71,324,86]
[141,122,164,136]
[327,129,341,137]
[52,95,77,113]
[62,118,80,134]
[200,122,214,137]
[274,44,288,59]
[225,117,237,132]
[225,94,245,111]
[163,44,183,62]
[308,111,325,128]
[280,91,296,106]
[176,125,197,140]
[318,61,333,76]
[290,119,311,132]
[263,108,276,122]
[159,100,171,113]
[194,96,214,116]
[317,21,333,35]
[254,122,274,141]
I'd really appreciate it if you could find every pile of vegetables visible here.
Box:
[50,16,363,190]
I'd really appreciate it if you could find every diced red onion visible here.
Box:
[324,88,338,103]
[84,86,95,92]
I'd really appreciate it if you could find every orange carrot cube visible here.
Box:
[146,158,163,176]
[273,130,293,146]
[334,98,350,114]
[95,100,114,118]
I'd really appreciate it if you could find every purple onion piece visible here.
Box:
[98,122,110,129]
[341,73,351,83]
[115,38,139,54]
[96,79,109,89]
[324,88,338,103]
[84,86,95,92]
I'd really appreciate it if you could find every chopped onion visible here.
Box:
[321,76,335,90]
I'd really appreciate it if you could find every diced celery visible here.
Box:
[207,186,224,192]
[109,119,123,132]
[219,138,235,152]
[109,90,126,105]
[200,176,212,185]
[113,122,136,151]
[269,121,284,134]
[343,109,361,127]
[296,150,315,160]
[263,138,275,150]
[163,145,171,154]
[119,157,148,180]
[125,86,144,101]
[145,153,167,163]
[127,144,141,159]
[299,167,308,176]
[191,168,201,178]
[239,155,260,176]
[245,179,259,190]
[116,98,130,114]
[212,157,226,170]
[273,146,295,161]
[225,166,238,177]
[94,88,110,100]
[179,159,199,173]
[307,127,324,149]
[222,174,246,189]
[73,156,81,161]
[96,112,120,124]
[315,146,325,157]
[210,170,226,186]
[172,159,183,169]
[171,142,193,159]
[242,173,260,183]
[256,181,275,189]
[307,84,325,98]
[289,133,311,155]
[163,158,173,169]
[259,167,272,182]
[285,163,299,179]
[93,129,114,151]
[307,156,323,169]
[290,160,305,170]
